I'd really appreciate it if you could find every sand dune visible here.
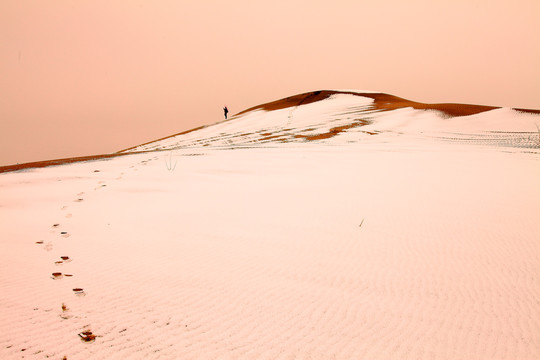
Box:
[123,91,539,154]
[237,90,500,117]
[0,90,539,359]
[2,90,538,173]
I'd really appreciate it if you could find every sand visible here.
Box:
[236,90,500,117]
[1,91,539,359]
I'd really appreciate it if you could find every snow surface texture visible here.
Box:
[1,91,539,360]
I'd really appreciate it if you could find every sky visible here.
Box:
[1,0,539,166]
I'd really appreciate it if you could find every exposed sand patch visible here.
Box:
[236,90,502,117]
[295,119,371,141]
[0,152,138,174]
[514,108,540,115]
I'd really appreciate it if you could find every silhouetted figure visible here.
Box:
[223,106,229,119]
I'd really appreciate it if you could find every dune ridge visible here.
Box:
[236,90,501,117]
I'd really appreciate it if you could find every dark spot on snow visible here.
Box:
[78,330,96,342]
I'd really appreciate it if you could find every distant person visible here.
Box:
[223,106,229,119]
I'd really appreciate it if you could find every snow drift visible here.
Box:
[120,90,539,154]
[1,90,539,360]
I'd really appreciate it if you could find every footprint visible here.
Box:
[77,192,85,196]
[44,242,53,251]
[60,303,72,320]
[73,288,86,296]
[51,272,63,280]
[78,329,96,343]
[55,256,71,265]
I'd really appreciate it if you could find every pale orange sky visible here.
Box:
[1,0,539,166]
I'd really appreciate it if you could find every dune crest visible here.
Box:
[237,90,501,117]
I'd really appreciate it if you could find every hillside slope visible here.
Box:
[121,90,540,153]
[1,90,538,174]
[1,90,539,359]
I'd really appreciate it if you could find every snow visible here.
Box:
[1,92,539,359]
[125,93,539,153]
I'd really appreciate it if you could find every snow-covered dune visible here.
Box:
[119,90,539,153]
[1,91,539,359]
